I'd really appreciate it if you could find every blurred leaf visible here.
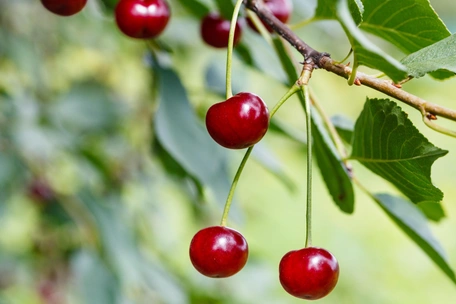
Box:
[359,0,450,54]
[331,115,354,144]
[175,0,210,18]
[401,34,456,78]
[351,98,447,203]
[374,194,456,283]
[154,65,233,207]
[78,191,187,303]
[252,142,295,191]
[273,37,355,213]
[98,0,117,12]
[214,0,236,20]
[337,0,408,82]
[417,201,445,222]
[205,59,244,95]
[234,43,256,68]
[428,69,456,80]
[0,152,23,189]
[72,250,121,304]
[52,82,124,135]
[269,118,306,144]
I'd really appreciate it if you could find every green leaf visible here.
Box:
[175,0,210,18]
[401,34,456,78]
[311,108,354,213]
[154,65,233,207]
[336,0,408,82]
[273,37,355,213]
[417,201,445,222]
[374,194,456,283]
[351,98,448,203]
[359,0,450,54]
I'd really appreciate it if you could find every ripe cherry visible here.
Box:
[247,0,292,33]
[206,92,269,149]
[201,13,242,48]
[279,247,339,300]
[189,226,248,278]
[115,0,171,39]
[40,0,87,16]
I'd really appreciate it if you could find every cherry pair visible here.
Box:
[189,226,339,300]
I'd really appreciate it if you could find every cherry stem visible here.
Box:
[297,67,313,248]
[220,146,253,227]
[225,0,244,99]
[219,85,301,227]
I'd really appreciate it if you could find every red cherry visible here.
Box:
[247,0,292,33]
[27,179,55,203]
[189,226,248,278]
[279,247,339,300]
[115,0,171,39]
[201,13,242,48]
[40,0,87,16]
[206,92,269,149]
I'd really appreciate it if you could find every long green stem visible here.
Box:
[301,84,313,248]
[220,146,253,226]
[225,0,244,99]
[219,85,301,226]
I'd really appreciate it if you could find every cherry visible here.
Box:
[279,247,339,300]
[201,13,242,48]
[40,0,87,16]
[189,226,248,278]
[27,178,55,203]
[247,0,292,33]
[115,0,171,39]
[206,92,269,149]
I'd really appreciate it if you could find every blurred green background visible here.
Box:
[1,0,456,303]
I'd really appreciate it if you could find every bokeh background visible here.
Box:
[1,0,456,303]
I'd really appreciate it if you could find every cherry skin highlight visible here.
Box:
[40,0,87,16]
[189,226,248,278]
[279,247,339,300]
[201,13,242,48]
[247,0,292,33]
[206,92,269,149]
[115,0,171,39]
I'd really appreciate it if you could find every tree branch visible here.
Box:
[243,0,456,128]
[319,56,456,121]
[243,0,328,64]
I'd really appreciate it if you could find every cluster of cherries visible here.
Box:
[39,0,339,300]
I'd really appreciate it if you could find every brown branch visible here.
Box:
[318,56,456,121]
[243,0,328,64]
[243,0,456,128]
